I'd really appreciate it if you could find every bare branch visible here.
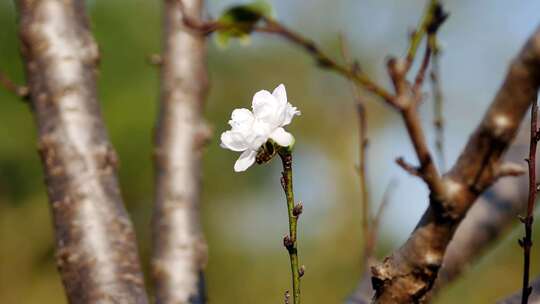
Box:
[347,180,397,304]
[412,46,432,94]
[371,26,540,303]
[355,148,530,302]
[16,0,148,302]
[498,276,540,303]
[0,70,29,98]
[518,94,539,303]
[151,0,209,303]
[429,152,528,297]
[177,4,397,107]
[429,41,446,171]
[396,157,422,177]
[339,35,373,265]
[371,180,398,245]
[405,0,447,68]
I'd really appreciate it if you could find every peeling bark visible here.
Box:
[371,26,540,303]
[16,0,148,303]
[151,0,209,303]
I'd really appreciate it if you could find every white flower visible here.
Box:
[221,84,301,172]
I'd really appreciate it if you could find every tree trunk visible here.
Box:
[151,0,209,303]
[16,0,149,303]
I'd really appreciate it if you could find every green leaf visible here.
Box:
[245,0,272,17]
[215,30,233,49]
[214,1,273,48]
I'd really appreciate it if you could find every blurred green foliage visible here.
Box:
[215,0,272,47]
[0,1,538,303]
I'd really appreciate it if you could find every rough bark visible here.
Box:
[16,0,149,303]
[151,0,209,303]
[348,148,528,303]
[430,139,529,295]
[498,277,540,304]
[371,26,540,303]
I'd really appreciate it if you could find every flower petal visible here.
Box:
[250,119,272,149]
[252,90,278,119]
[229,108,254,129]
[220,131,249,152]
[234,150,257,172]
[270,127,294,147]
[272,84,287,104]
[282,104,301,126]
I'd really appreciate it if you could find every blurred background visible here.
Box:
[1,0,540,303]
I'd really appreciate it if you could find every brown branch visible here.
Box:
[498,276,540,303]
[0,70,29,98]
[256,18,396,107]
[180,0,445,199]
[371,26,540,303]
[412,45,432,95]
[151,0,210,303]
[396,156,422,177]
[16,0,148,302]
[177,3,396,107]
[339,35,373,266]
[387,55,443,196]
[353,140,529,302]
[427,147,527,298]
[429,41,446,171]
[353,157,529,303]
[519,97,539,303]
[347,180,397,304]
[370,180,398,258]
[340,35,400,304]
[405,0,446,69]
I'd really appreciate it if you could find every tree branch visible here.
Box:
[151,0,210,303]
[351,161,529,303]
[371,25,540,303]
[427,147,527,298]
[429,41,446,171]
[16,0,148,302]
[498,276,540,303]
[0,70,29,99]
[518,94,540,303]
[177,4,396,107]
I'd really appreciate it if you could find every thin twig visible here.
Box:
[0,70,29,98]
[520,100,539,304]
[279,149,302,304]
[176,0,396,107]
[257,18,396,106]
[368,180,398,259]
[429,38,446,171]
[404,0,442,69]
[499,276,540,303]
[412,44,432,96]
[339,35,372,265]
[347,178,397,304]
[385,0,447,197]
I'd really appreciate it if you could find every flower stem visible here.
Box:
[279,148,302,304]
